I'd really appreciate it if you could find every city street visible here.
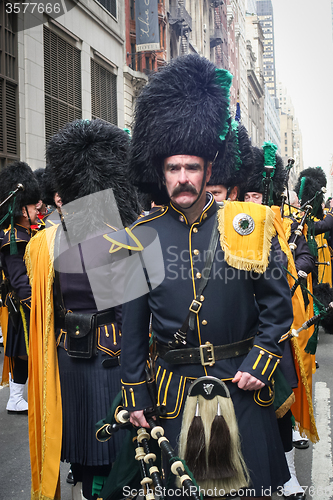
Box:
[0,329,332,500]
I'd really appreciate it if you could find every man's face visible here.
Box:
[163,155,211,209]
[244,192,263,204]
[207,185,228,202]
[25,203,39,225]
[208,184,239,202]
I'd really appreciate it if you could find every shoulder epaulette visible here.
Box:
[1,224,31,249]
[131,205,168,229]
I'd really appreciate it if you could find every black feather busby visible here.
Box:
[42,164,58,206]
[0,161,40,229]
[207,122,253,192]
[129,54,233,195]
[46,119,140,230]
[294,167,327,219]
[240,146,287,205]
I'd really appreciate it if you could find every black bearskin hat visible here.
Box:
[42,164,58,206]
[207,122,253,192]
[46,119,140,228]
[312,282,333,334]
[240,146,286,205]
[0,161,40,229]
[129,54,233,194]
[33,168,49,204]
[294,167,326,219]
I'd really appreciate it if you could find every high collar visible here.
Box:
[169,192,216,226]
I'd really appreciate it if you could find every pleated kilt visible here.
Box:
[5,320,27,358]
[155,358,290,496]
[57,347,124,466]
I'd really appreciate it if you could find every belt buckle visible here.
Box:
[189,299,202,314]
[199,342,215,366]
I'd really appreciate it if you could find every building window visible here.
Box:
[97,0,117,18]
[0,5,19,167]
[130,0,135,20]
[91,59,117,125]
[44,26,82,145]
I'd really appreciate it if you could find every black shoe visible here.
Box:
[293,439,309,449]
[66,468,74,484]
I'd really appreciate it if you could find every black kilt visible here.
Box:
[58,347,124,466]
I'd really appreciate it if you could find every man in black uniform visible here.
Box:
[120,55,293,498]
[26,119,140,500]
[0,161,40,413]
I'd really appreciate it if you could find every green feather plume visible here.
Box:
[298,176,306,202]
[215,68,233,142]
[263,141,278,169]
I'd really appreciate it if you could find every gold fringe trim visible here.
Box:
[25,229,45,286]
[20,304,29,356]
[275,392,295,419]
[291,337,319,443]
[217,206,276,273]
[283,217,292,243]
[40,230,56,490]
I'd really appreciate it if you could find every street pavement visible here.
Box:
[0,329,332,499]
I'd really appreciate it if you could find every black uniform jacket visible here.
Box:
[1,224,31,309]
[120,196,293,412]
[314,208,333,235]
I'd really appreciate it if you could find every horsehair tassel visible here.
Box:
[207,400,237,480]
[184,398,207,480]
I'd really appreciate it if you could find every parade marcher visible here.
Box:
[295,167,332,286]
[242,144,318,499]
[119,54,294,498]
[0,161,40,413]
[25,119,140,500]
[206,121,254,202]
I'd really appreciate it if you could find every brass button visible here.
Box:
[202,320,207,325]
[179,215,184,222]
[200,295,205,301]
[268,354,273,359]
[203,213,207,219]
[193,227,198,233]
[196,272,201,279]
[260,350,265,355]
[193,249,199,256]
[129,388,134,393]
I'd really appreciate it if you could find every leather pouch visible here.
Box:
[65,311,96,359]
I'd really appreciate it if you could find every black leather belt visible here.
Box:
[102,356,120,368]
[156,337,254,366]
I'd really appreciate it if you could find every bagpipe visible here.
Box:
[288,204,312,252]
[96,403,201,500]
[0,183,24,210]
[280,157,295,218]
[95,375,251,500]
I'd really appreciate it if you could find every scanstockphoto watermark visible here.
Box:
[123,486,261,497]
[166,246,285,282]
[5,0,78,32]
[123,485,333,498]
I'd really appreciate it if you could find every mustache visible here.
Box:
[171,183,198,197]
